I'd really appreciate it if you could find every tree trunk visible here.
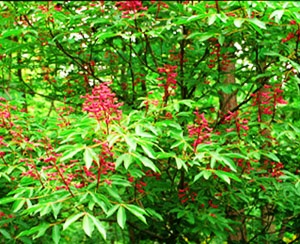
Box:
[219,58,247,243]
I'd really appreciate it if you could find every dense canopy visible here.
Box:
[0,1,300,243]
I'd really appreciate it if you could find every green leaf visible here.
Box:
[88,215,106,239]
[138,155,159,172]
[63,212,84,231]
[171,140,184,149]
[116,153,127,168]
[0,172,11,182]
[186,15,204,23]
[269,10,284,23]
[146,208,163,221]
[105,186,122,201]
[90,193,108,214]
[40,204,51,217]
[210,152,237,172]
[215,170,231,184]
[0,229,12,239]
[125,204,148,224]
[157,152,176,159]
[263,51,300,73]
[217,12,228,23]
[141,145,156,159]
[84,147,99,169]
[234,19,245,28]
[187,32,213,42]
[224,153,248,159]
[175,157,187,171]
[218,34,225,46]
[96,32,117,42]
[83,214,94,237]
[193,171,204,182]
[208,14,217,25]
[262,152,280,162]
[203,170,212,180]
[51,202,62,220]
[0,197,15,205]
[12,199,26,212]
[117,206,126,229]
[106,205,120,218]
[2,29,23,38]
[52,225,61,244]
[33,223,50,239]
[248,18,266,29]
[135,125,155,138]
[124,135,137,152]
[107,134,120,147]
[60,147,83,162]
[18,223,49,238]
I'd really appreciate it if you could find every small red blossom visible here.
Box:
[44,156,56,163]
[188,111,212,151]
[157,64,178,103]
[208,200,218,209]
[115,1,147,18]
[260,184,266,191]
[90,60,96,66]
[54,4,62,11]
[104,179,112,185]
[81,82,123,125]
[165,112,173,119]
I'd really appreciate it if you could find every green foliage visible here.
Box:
[0,1,300,243]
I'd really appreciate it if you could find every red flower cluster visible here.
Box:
[99,141,115,175]
[128,174,147,194]
[81,82,123,126]
[224,110,249,135]
[251,84,287,122]
[157,64,178,103]
[208,199,219,209]
[282,32,295,43]
[207,39,232,72]
[269,161,284,178]
[282,20,299,43]
[188,111,212,152]
[178,183,197,204]
[128,170,160,194]
[115,1,147,18]
[236,158,254,174]
[0,136,8,147]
